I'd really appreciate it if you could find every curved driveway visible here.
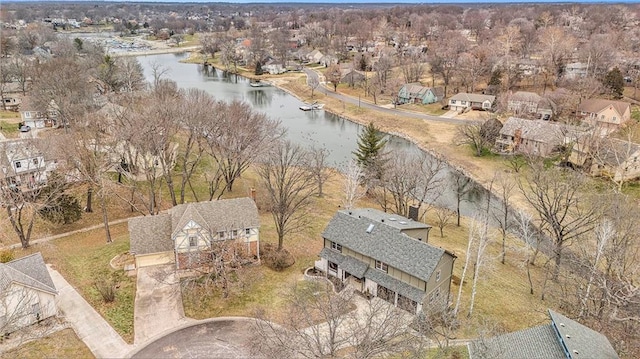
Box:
[303,68,470,125]
[130,318,260,359]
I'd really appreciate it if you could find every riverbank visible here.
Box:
[110,45,201,58]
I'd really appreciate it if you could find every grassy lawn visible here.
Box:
[12,223,136,343]
[2,328,94,359]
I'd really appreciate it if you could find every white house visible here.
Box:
[448,93,495,112]
[0,253,57,335]
[0,139,57,194]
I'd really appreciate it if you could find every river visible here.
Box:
[136,53,500,221]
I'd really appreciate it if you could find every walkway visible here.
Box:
[48,265,133,358]
[134,265,193,345]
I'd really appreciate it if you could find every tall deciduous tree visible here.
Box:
[324,64,342,92]
[257,140,317,251]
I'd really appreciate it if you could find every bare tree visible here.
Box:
[204,100,283,196]
[257,140,317,251]
[324,64,342,92]
[308,146,330,197]
[433,207,456,238]
[341,160,365,210]
[455,118,502,157]
[518,164,601,279]
[307,75,320,99]
[491,173,515,264]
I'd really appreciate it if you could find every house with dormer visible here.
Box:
[0,139,57,195]
[469,309,619,359]
[1,253,57,335]
[314,208,455,314]
[128,198,260,269]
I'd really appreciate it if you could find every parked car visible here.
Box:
[19,125,31,132]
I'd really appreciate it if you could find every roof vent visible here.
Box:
[399,221,407,225]
[560,323,565,327]
[566,335,571,339]
[381,219,384,222]
[389,217,396,221]
[366,224,375,233]
[573,350,579,355]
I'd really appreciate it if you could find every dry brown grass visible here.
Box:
[2,328,94,359]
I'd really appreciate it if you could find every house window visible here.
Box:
[218,231,226,239]
[245,228,251,235]
[232,229,238,238]
[375,260,388,273]
[331,241,342,252]
[15,161,21,168]
[328,261,338,271]
[33,158,39,165]
[189,236,198,247]
[451,100,456,104]
[436,269,441,282]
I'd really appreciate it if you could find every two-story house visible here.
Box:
[577,99,631,135]
[507,91,555,120]
[569,137,640,183]
[129,198,260,269]
[0,139,56,193]
[397,83,444,105]
[448,93,495,112]
[314,208,455,314]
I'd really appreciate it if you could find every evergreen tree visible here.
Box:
[604,67,624,99]
[353,122,388,184]
[255,60,263,75]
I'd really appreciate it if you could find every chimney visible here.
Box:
[250,188,256,202]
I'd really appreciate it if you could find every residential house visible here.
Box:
[0,253,57,335]
[262,59,286,75]
[2,97,21,112]
[20,110,57,129]
[0,139,57,194]
[448,93,495,112]
[564,62,589,79]
[507,91,555,120]
[314,208,455,314]
[319,54,338,67]
[577,98,631,134]
[129,198,260,269]
[495,117,582,157]
[468,309,618,359]
[569,137,640,182]
[398,83,444,105]
[340,69,366,87]
[306,49,324,64]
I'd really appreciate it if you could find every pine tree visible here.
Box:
[353,122,388,183]
[604,67,624,100]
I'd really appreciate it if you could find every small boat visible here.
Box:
[299,101,325,111]
[249,81,270,87]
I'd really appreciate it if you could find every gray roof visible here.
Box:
[549,309,619,359]
[364,267,426,303]
[450,92,495,104]
[469,324,565,359]
[319,247,368,278]
[469,309,619,359]
[347,208,431,231]
[510,91,542,103]
[594,138,640,167]
[0,253,57,295]
[129,198,260,255]
[500,117,582,144]
[322,210,446,282]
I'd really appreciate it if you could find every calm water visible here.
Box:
[137,53,501,220]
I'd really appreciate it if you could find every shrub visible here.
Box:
[94,276,117,303]
[0,249,15,263]
[261,243,295,271]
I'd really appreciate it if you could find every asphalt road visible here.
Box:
[131,319,259,359]
[303,68,471,125]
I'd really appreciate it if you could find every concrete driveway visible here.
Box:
[130,318,260,359]
[134,265,192,345]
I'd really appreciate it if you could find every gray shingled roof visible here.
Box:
[450,92,495,104]
[500,117,581,144]
[319,247,368,278]
[0,253,57,295]
[364,267,426,303]
[549,309,619,359]
[469,324,565,359]
[322,210,445,282]
[347,208,431,231]
[594,138,640,167]
[129,198,260,256]
[128,213,173,255]
[510,91,542,103]
[468,309,619,359]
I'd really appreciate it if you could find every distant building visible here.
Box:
[398,83,444,105]
[448,93,495,112]
[577,99,631,135]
